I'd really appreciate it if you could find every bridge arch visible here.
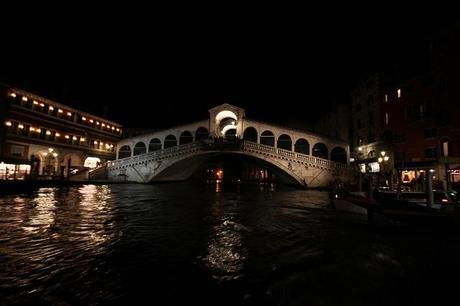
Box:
[195,127,209,141]
[152,151,304,186]
[118,145,132,159]
[331,147,347,164]
[216,110,238,137]
[134,142,147,156]
[277,134,292,151]
[312,143,328,159]
[243,127,258,143]
[294,138,310,155]
[149,138,162,152]
[164,135,178,148]
[179,131,193,145]
[260,130,275,147]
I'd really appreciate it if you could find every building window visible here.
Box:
[442,141,449,157]
[424,128,437,139]
[397,88,402,98]
[385,113,389,125]
[11,145,25,157]
[425,147,437,158]
[384,94,388,103]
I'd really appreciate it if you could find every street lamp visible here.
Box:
[378,151,390,187]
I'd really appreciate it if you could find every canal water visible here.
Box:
[1,183,460,306]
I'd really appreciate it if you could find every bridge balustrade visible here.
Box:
[109,139,348,171]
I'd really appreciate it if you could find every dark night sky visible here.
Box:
[1,14,457,129]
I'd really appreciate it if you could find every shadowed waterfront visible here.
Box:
[1,183,460,305]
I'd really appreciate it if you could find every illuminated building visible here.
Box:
[0,83,122,180]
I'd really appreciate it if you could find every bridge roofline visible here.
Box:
[120,119,210,142]
[244,118,349,146]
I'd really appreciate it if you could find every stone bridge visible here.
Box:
[107,103,352,187]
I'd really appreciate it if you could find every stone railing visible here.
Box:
[108,142,203,168]
[242,141,348,170]
[108,139,349,171]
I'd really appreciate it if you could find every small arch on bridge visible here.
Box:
[164,135,178,148]
[195,127,209,141]
[134,142,147,156]
[118,145,132,159]
[331,147,347,164]
[312,143,328,159]
[243,127,258,143]
[294,138,310,155]
[179,131,193,145]
[260,130,275,147]
[277,134,292,151]
[149,138,162,151]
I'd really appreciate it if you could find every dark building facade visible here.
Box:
[0,84,123,180]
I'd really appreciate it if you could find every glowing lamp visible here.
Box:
[39,103,45,107]
[10,92,16,98]
[65,135,70,139]
[22,96,28,102]
[55,133,60,137]
[33,100,39,105]
[82,117,86,121]
[72,136,77,140]
[18,124,24,129]
[5,121,12,126]
[46,130,51,135]
[49,106,54,111]
[58,109,64,113]
[67,112,72,116]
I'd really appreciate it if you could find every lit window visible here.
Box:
[384,94,388,102]
[18,124,24,129]
[82,117,86,121]
[89,119,94,123]
[111,126,115,130]
[385,113,389,125]
[49,106,54,111]
[30,127,35,132]
[443,141,449,157]
[58,109,64,113]
[39,103,45,107]
[96,122,100,125]
[46,130,51,135]
[5,121,12,127]
[72,136,77,140]
[10,92,16,98]
[55,133,60,137]
[33,100,39,105]
[94,140,98,144]
[22,96,28,102]
[101,123,105,127]
[397,89,401,98]
[36,129,41,133]
[67,112,72,116]
[65,135,70,139]
[116,128,120,132]
[80,138,85,142]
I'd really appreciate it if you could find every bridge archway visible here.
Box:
[331,147,347,164]
[216,110,238,138]
[195,127,209,141]
[277,134,292,151]
[294,138,309,155]
[134,142,147,156]
[179,131,194,145]
[243,127,258,143]
[164,135,177,148]
[260,130,275,147]
[152,152,302,186]
[118,145,131,159]
[312,143,328,159]
[149,138,162,152]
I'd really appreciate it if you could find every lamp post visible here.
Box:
[43,148,58,176]
[378,151,390,188]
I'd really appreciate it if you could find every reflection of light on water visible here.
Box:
[22,188,57,233]
[203,200,247,279]
[77,185,114,250]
